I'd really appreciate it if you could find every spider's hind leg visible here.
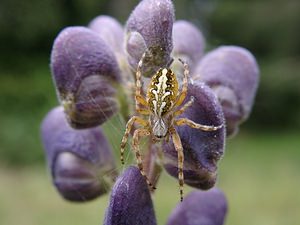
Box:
[173,96,195,117]
[135,52,148,110]
[173,58,190,108]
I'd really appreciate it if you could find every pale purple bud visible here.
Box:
[172,20,206,72]
[104,166,156,225]
[88,15,124,55]
[166,188,228,225]
[194,46,259,136]
[50,26,121,129]
[125,0,174,77]
[163,82,225,189]
[41,106,117,201]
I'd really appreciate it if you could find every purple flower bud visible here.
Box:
[125,0,174,77]
[50,26,121,129]
[194,46,259,136]
[104,166,156,225]
[163,82,225,190]
[172,20,206,72]
[166,188,228,225]
[41,106,117,201]
[88,15,124,55]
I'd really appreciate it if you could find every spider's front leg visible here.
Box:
[170,127,185,202]
[132,128,156,189]
[120,116,148,164]
[175,118,223,131]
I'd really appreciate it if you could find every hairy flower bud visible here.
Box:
[166,188,228,225]
[41,106,117,201]
[88,15,124,56]
[163,82,225,190]
[104,166,156,225]
[172,20,206,73]
[194,46,259,136]
[50,26,121,129]
[125,0,174,77]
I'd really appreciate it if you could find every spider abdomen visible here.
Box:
[147,68,179,116]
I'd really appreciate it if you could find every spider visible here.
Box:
[120,53,223,201]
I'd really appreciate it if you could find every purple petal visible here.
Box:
[163,82,225,190]
[41,106,117,201]
[172,20,206,71]
[166,188,228,225]
[88,15,124,55]
[194,46,259,136]
[125,0,174,77]
[104,166,156,225]
[50,26,121,129]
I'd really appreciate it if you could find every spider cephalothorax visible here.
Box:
[120,53,223,201]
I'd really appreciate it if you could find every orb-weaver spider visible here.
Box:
[120,53,223,201]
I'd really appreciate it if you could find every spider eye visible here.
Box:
[155,135,164,139]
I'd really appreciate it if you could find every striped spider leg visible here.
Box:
[120,53,155,189]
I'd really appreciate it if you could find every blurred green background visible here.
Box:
[0,0,299,225]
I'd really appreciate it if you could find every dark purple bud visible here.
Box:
[41,106,117,201]
[193,46,259,136]
[88,15,124,55]
[163,82,225,190]
[125,0,174,77]
[104,166,156,225]
[88,16,133,86]
[50,26,121,129]
[172,20,206,72]
[166,188,228,225]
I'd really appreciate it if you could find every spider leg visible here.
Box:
[175,118,223,131]
[136,95,148,107]
[173,96,194,117]
[135,52,148,109]
[120,116,148,164]
[173,58,190,108]
[170,127,184,202]
[132,128,156,189]
[136,107,150,115]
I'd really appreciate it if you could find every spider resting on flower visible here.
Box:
[120,53,223,201]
